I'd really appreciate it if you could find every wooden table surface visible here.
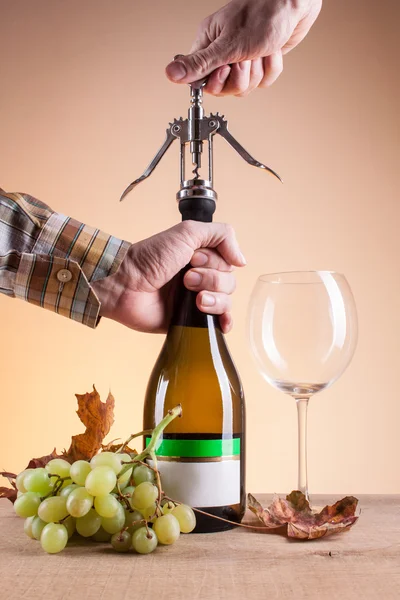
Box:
[1,495,399,600]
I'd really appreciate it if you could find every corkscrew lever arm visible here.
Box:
[213,115,282,183]
[120,128,177,201]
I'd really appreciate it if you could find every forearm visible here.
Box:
[0,188,130,327]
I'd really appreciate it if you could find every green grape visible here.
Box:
[17,491,23,498]
[24,468,53,495]
[123,486,135,499]
[111,530,132,552]
[101,502,125,534]
[85,466,116,496]
[119,452,132,464]
[60,484,79,498]
[133,464,155,485]
[70,460,92,486]
[117,466,133,490]
[131,482,158,510]
[140,503,157,523]
[92,526,112,542]
[124,509,143,534]
[76,508,102,537]
[90,452,122,475]
[38,496,69,523]
[63,516,76,538]
[45,458,71,479]
[16,469,34,493]
[66,487,94,518]
[153,514,180,545]
[132,527,158,554]
[162,501,176,515]
[24,516,36,539]
[94,494,119,518]
[32,516,47,540]
[14,492,41,518]
[172,504,196,533]
[40,523,68,554]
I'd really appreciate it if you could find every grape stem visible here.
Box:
[44,475,71,498]
[116,430,153,454]
[118,405,182,479]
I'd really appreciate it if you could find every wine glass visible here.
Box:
[247,271,358,500]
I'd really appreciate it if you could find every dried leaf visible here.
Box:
[101,443,137,455]
[0,471,17,480]
[65,386,115,461]
[26,448,62,469]
[248,491,359,540]
[0,487,17,503]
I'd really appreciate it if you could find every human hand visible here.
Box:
[165,0,322,96]
[92,221,245,334]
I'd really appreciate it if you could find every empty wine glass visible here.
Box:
[247,271,358,500]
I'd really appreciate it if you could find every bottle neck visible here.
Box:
[170,267,220,330]
[172,200,219,330]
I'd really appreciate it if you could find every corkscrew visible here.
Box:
[120,56,282,219]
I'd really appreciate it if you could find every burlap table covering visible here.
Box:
[1,495,399,599]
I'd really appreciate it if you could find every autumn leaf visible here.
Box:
[64,386,115,462]
[26,448,61,469]
[101,442,137,455]
[1,386,116,503]
[0,487,17,503]
[248,491,359,539]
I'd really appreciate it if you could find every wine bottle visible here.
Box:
[143,201,246,533]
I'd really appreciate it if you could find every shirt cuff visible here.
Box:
[14,213,130,328]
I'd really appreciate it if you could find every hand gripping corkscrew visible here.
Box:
[120,56,282,220]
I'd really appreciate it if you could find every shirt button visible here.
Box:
[57,269,73,283]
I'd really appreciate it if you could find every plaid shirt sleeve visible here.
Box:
[0,188,130,328]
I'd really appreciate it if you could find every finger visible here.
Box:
[196,291,232,315]
[165,39,230,84]
[219,312,233,334]
[259,52,283,88]
[178,221,246,267]
[235,58,264,97]
[217,60,251,96]
[184,268,236,295]
[204,65,231,95]
[191,248,233,272]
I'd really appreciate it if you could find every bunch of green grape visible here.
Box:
[14,453,196,554]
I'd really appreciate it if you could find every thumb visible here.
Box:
[166,41,230,83]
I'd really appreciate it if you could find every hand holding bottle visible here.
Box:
[92,220,245,334]
[166,0,322,96]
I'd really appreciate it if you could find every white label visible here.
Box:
[149,459,240,507]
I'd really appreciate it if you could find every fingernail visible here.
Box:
[218,65,231,83]
[192,251,208,266]
[186,271,202,286]
[239,252,247,265]
[201,293,216,307]
[166,61,187,81]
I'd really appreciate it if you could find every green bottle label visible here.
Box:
[145,436,240,458]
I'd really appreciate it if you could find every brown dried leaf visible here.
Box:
[0,487,17,503]
[26,448,62,469]
[65,386,115,462]
[1,386,116,505]
[101,443,137,455]
[0,471,17,480]
[248,491,359,540]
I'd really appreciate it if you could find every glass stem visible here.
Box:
[296,397,310,501]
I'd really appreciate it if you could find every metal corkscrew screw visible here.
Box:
[120,56,282,214]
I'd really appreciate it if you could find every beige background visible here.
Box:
[0,0,398,495]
